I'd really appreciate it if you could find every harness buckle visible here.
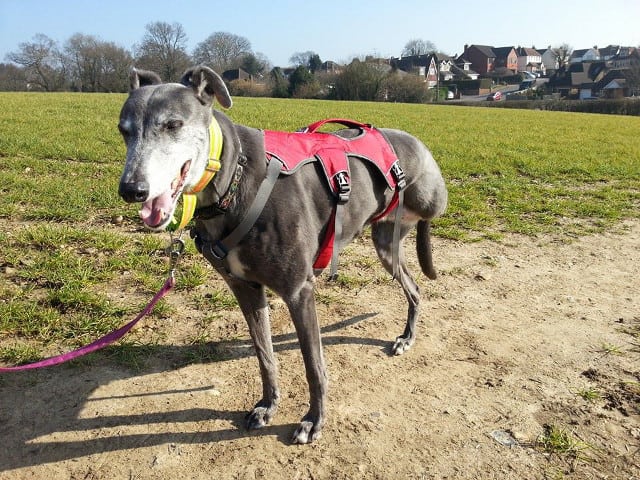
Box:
[391,162,407,191]
[334,171,351,203]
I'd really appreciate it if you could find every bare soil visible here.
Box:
[1,222,638,479]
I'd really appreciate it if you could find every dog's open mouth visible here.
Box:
[139,160,191,229]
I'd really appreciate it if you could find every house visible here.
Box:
[547,61,591,98]
[592,69,632,97]
[453,56,480,80]
[425,56,439,87]
[493,47,519,73]
[391,52,482,86]
[320,61,342,73]
[565,62,607,98]
[539,48,559,74]
[516,47,544,75]
[570,47,601,63]
[222,68,252,83]
[462,44,518,75]
[462,44,496,75]
[390,54,439,87]
[547,69,572,97]
[436,54,455,82]
[602,78,628,98]
[599,45,622,61]
[609,48,639,69]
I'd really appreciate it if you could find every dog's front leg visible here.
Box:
[226,279,280,429]
[285,279,327,444]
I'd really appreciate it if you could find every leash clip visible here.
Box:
[168,236,186,278]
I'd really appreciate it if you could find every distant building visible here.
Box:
[390,53,479,85]
[516,47,544,75]
[539,47,560,74]
[461,45,496,75]
[222,68,252,83]
[570,47,601,63]
[492,46,518,73]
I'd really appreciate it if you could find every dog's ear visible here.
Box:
[130,68,162,90]
[180,66,233,109]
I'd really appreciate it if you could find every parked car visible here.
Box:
[519,80,535,90]
[487,91,502,101]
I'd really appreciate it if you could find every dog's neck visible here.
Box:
[173,116,225,230]
[192,118,253,222]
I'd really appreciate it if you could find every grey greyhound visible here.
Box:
[118,65,447,444]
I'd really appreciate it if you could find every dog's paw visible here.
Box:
[392,336,414,355]
[291,420,322,444]
[245,402,277,430]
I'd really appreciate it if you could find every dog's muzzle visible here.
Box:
[119,181,150,203]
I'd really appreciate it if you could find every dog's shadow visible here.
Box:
[0,312,385,470]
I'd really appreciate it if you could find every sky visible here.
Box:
[1,0,639,68]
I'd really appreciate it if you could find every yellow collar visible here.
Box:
[172,116,223,230]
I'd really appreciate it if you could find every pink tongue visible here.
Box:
[139,190,174,227]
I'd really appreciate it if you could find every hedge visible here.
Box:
[449,98,640,116]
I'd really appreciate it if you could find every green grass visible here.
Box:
[537,424,594,465]
[230,97,640,239]
[598,343,624,356]
[573,387,601,402]
[0,92,639,366]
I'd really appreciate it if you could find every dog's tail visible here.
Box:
[416,220,437,280]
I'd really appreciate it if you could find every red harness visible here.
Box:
[263,119,406,273]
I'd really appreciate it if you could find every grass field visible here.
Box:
[1,92,639,363]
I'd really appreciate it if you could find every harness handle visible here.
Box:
[303,118,371,134]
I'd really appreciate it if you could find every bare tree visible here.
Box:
[402,39,437,57]
[289,51,322,70]
[288,51,322,75]
[98,42,133,92]
[63,34,133,92]
[0,63,28,90]
[64,33,100,91]
[134,22,191,81]
[5,34,66,91]
[193,32,252,73]
[552,43,573,69]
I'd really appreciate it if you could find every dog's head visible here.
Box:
[118,66,232,231]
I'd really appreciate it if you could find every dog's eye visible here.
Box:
[165,119,183,131]
[117,123,129,137]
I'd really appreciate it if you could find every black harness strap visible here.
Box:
[329,171,351,279]
[390,163,407,279]
[200,158,282,270]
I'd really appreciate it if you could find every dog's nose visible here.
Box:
[119,181,150,203]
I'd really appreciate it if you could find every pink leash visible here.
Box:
[0,238,183,373]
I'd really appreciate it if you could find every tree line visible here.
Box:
[0,22,440,103]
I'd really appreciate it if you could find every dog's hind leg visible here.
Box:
[371,220,422,355]
[226,279,281,429]
[284,278,328,444]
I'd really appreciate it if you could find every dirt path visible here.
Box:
[1,222,638,479]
